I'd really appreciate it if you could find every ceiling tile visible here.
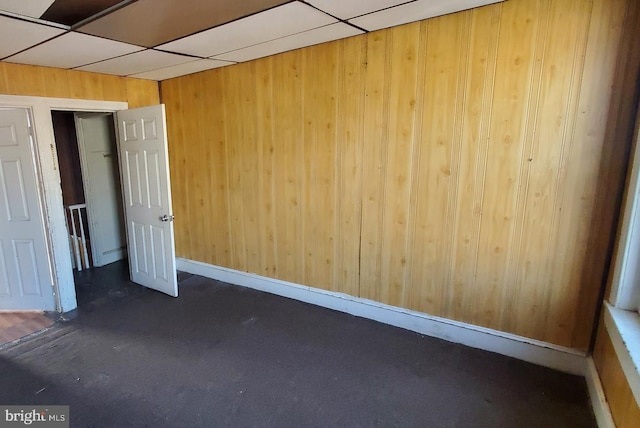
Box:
[158,2,336,58]
[0,16,65,59]
[41,0,124,26]
[5,31,143,69]
[130,59,234,81]
[76,50,195,76]
[306,0,410,20]
[214,23,363,63]
[0,0,55,18]
[349,0,504,31]
[76,0,290,48]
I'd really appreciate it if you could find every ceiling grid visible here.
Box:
[0,0,505,80]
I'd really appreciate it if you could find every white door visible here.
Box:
[0,108,55,310]
[115,105,177,297]
[75,113,126,267]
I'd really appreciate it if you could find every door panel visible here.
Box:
[116,105,177,297]
[75,113,126,267]
[151,225,167,280]
[0,108,55,310]
[125,151,144,206]
[2,160,30,220]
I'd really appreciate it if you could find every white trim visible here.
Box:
[0,95,128,313]
[177,258,587,375]
[0,10,70,30]
[604,303,640,407]
[585,357,616,428]
[610,100,640,310]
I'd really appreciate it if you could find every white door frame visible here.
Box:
[0,95,128,312]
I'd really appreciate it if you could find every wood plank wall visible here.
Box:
[51,111,85,206]
[0,62,159,108]
[594,323,640,427]
[161,0,640,350]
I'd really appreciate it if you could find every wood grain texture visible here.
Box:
[51,111,85,206]
[594,323,640,427]
[0,62,159,108]
[600,0,640,312]
[162,0,640,349]
[0,312,53,346]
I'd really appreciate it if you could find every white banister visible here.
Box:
[66,204,90,271]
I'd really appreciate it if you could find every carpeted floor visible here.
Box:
[0,262,596,427]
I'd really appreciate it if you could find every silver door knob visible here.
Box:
[160,214,175,222]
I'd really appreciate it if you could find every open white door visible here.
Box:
[75,113,126,267]
[0,108,55,310]
[115,105,177,297]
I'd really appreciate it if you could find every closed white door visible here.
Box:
[116,105,177,297]
[75,113,126,267]
[0,108,55,310]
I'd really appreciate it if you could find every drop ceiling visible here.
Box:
[0,0,504,81]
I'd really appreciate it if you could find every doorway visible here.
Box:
[0,96,177,312]
[51,111,126,280]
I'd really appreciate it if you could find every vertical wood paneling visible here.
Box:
[162,77,189,258]
[272,50,305,284]
[255,58,278,278]
[301,43,338,290]
[125,78,160,108]
[221,65,246,271]
[408,13,468,317]
[360,29,392,304]
[165,70,233,267]
[333,36,366,297]
[547,0,635,347]
[162,0,640,349]
[0,62,159,107]
[474,0,541,331]
[189,73,214,264]
[577,0,640,347]
[224,61,261,274]
[593,323,640,427]
[207,70,234,268]
[378,23,421,308]
[448,4,500,323]
[509,0,591,341]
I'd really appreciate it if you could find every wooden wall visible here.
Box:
[594,323,640,427]
[0,62,159,108]
[161,0,640,350]
[51,111,85,206]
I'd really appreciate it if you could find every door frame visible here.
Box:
[0,95,128,312]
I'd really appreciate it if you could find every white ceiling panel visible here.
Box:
[306,0,410,20]
[6,32,144,69]
[157,1,336,58]
[0,16,64,59]
[0,0,55,18]
[215,23,362,63]
[350,0,504,31]
[77,50,196,76]
[131,59,234,81]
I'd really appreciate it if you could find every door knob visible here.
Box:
[160,214,175,222]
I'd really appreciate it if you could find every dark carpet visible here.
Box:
[0,262,596,427]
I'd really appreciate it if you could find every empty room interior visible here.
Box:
[1,0,640,426]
